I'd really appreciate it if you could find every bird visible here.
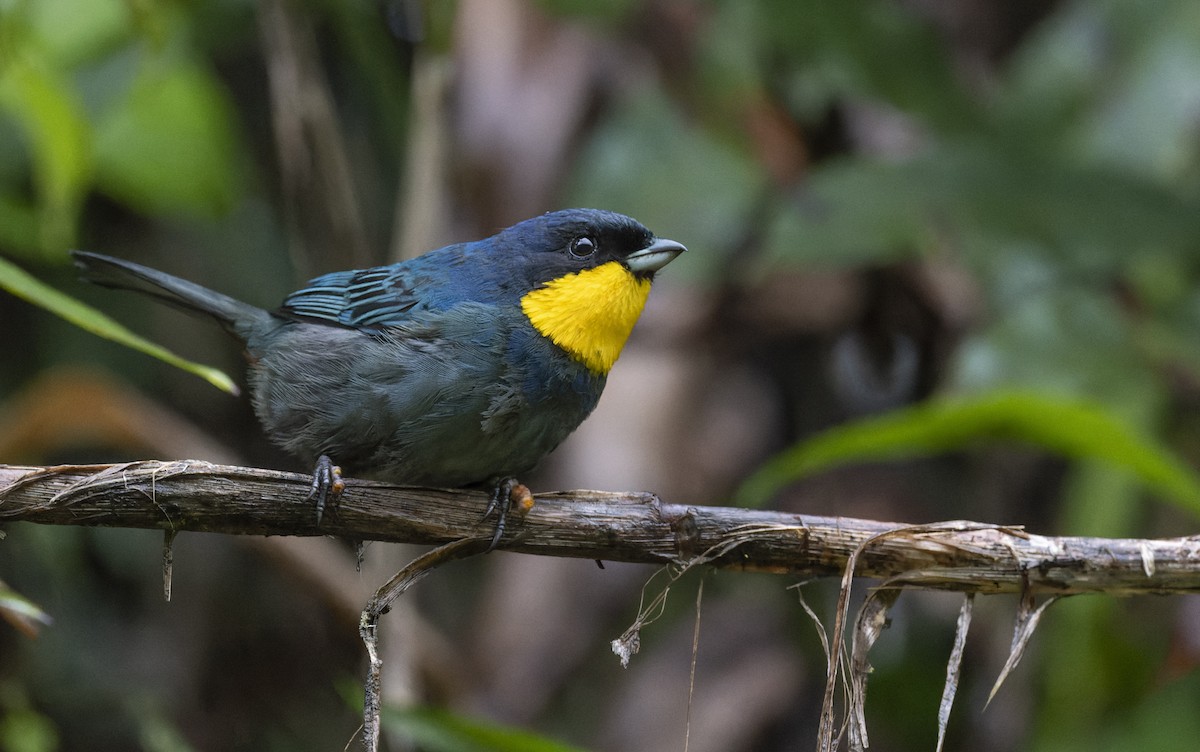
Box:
[72,209,686,549]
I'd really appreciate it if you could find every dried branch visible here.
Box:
[3,460,1200,595]
[6,459,1200,751]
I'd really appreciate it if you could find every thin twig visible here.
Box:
[357,538,487,752]
[684,573,706,752]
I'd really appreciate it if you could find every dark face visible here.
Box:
[497,209,658,289]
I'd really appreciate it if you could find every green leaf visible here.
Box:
[26,0,131,68]
[762,141,1200,269]
[0,578,54,637]
[382,706,588,752]
[0,194,40,253]
[567,88,764,277]
[0,58,92,255]
[735,390,1200,515]
[758,0,979,132]
[0,706,59,752]
[0,255,238,394]
[93,59,239,217]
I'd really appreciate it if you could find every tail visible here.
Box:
[71,251,274,343]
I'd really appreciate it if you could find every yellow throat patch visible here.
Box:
[520,261,652,375]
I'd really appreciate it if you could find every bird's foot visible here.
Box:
[307,454,345,524]
[480,477,534,552]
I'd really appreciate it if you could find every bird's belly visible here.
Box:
[368,402,587,486]
[248,318,602,486]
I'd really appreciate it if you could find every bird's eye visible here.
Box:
[569,236,596,259]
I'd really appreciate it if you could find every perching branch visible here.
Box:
[7,459,1200,752]
[3,460,1200,595]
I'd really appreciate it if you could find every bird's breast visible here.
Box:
[519,261,652,375]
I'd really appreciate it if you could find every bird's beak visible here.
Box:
[625,238,686,275]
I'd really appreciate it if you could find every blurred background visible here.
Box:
[4,0,1200,750]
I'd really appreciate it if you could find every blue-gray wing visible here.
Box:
[278,246,477,328]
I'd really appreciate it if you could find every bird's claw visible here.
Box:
[480,477,533,552]
[307,454,344,524]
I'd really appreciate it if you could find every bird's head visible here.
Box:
[503,209,685,375]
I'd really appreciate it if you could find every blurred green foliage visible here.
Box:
[382,706,588,752]
[0,0,243,259]
[0,255,237,392]
[736,390,1200,514]
[4,0,1200,750]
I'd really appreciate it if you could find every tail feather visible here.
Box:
[71,251,272,342]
